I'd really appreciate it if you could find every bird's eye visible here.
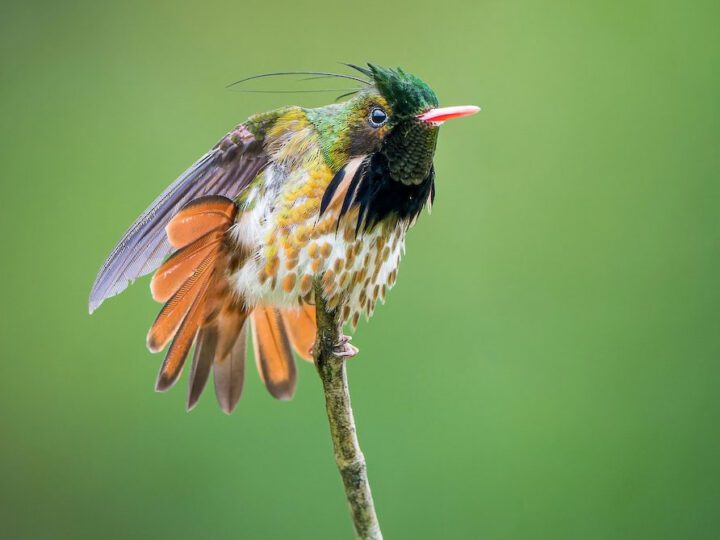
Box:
[369,107,388,128]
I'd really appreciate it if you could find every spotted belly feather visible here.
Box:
[227,163,406,328]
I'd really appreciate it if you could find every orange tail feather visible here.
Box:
[251,306,296,400]
[166,195,237,249]
[146,255,215,353]
[280,304,317,361]
[155,276,212,391]
[148,195,250,408]
[150,230,222,302]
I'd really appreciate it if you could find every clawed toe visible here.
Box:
[333,341,359,358]
[309,334,359,359]
[333,334,357,358]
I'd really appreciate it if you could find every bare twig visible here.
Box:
[313,281,383,540]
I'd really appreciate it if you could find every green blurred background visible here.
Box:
[2,0,719,538]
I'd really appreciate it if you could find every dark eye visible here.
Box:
[369,107,388,128]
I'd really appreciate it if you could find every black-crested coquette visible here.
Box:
[90,64,479,412]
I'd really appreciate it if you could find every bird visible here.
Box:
[89,64,479,413]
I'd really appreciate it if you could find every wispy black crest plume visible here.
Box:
[342,63,373,78]
[334,90,362,102]
[227,71,371,88]
[228,89,362,95]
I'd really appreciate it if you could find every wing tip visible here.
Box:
[88,289,104,314]
[88,275,137,315]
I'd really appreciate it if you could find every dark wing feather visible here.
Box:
[88,124,267,313]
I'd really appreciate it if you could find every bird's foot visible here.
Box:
[333,334,359,358]
[309,334,359,359]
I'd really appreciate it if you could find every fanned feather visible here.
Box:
[150,230,222,302]
[187,326,218,410]
[147,196,238,352]
[144,193,250,411]
[251,307,296,400]
[280,305,317,362]
[187,290,249,410]
[155,275,212,391]
[166,195,237,249]
[146,255,214,353]
[214,325,248,414]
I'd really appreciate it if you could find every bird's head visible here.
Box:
[310,64,479,232]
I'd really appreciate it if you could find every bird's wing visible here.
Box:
[89,123,267,313]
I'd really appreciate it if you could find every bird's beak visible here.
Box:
[417,105,481,125]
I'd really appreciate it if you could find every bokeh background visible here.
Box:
[2,0,719,538]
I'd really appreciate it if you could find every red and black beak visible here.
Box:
[417,105,480,125]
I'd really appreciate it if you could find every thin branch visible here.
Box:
[313,281,383,540]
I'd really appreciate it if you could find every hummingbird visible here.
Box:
[89,64,479,413]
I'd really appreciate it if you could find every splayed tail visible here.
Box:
[146,195,316,413]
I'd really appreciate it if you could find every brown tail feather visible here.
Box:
[148,195,251,411]
[251,306,296,400]
[213,324,248,414]
[187,326,218,410]
[186,302,250,410]
[155,275,212,391]
[151,230,222,302]
[280,305,317,361]
[166,195,237,249]
[148,196,238,353]
[146,255,214,353]
[214,308,247,360]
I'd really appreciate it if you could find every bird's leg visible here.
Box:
[309,334,359,359]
